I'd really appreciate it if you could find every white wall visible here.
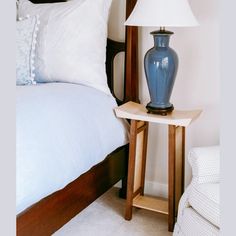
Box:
[109,0,220,197]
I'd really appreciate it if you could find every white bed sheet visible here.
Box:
[16,83,129,214]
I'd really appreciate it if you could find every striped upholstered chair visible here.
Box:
[174,146,220,236]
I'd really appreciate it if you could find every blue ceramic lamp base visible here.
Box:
[144,30,178,116]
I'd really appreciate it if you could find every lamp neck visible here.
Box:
[160,27,166,31]
[151,29,174,48]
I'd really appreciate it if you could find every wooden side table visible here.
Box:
[115,101,202,232]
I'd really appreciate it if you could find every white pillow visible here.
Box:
[16,15,39,85]
[18,0,112,95]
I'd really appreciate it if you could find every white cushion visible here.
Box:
[188,146,220,184]
[174,208,219,236]
[189,183,220,228]
[16,15,39,85]
[18,0,112,95]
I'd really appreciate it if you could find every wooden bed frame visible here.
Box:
[17,0,139,235]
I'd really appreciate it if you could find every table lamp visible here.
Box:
[125,0,198,115]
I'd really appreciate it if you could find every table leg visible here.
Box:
[175,126,185,216]
[140,122,149,195]
[125,120,138,220]
[168,125,176,231]
[168,125,185,232]
[125,120,149,220]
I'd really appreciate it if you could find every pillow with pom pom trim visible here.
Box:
[16,15,39,85]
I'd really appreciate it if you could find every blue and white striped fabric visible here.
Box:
[188,146,220,184]
[174,146,220,236]
[189,183,219,227]
[174,207,219,236]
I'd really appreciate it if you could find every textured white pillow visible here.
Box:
[16,15,39,85]
[188,146,220,184]
[18,0,112,95]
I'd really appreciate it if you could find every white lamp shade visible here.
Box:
[125,0,199,27]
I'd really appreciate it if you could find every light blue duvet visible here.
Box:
[16,83,129,214]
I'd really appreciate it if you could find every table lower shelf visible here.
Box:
[133,195,168,215]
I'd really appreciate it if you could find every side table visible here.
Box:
[114,101,202,232]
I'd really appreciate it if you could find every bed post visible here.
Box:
[118,0,139,199]
[125,0,139,103]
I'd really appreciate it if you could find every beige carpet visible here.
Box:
[54,187,173,236]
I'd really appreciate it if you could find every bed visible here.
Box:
[16,0,138,235]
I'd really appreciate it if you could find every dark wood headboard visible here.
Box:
[30,0,139,104]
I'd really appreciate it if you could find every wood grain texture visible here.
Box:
[125,0,139,103]
[133,195,168,215]
[133,130,144,193]
[174,126,185,217]
[140,122,148,196]
[125,120,150,220]
[125,120,138,220]
[181,127,186,195]
[117,103,198,232]
[168,125,176,232]
[106,39,126,105]
[115,102,202,127]
[133,121,147,193]
[168,125,186,231]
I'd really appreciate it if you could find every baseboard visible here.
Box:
[115,180,168,199]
